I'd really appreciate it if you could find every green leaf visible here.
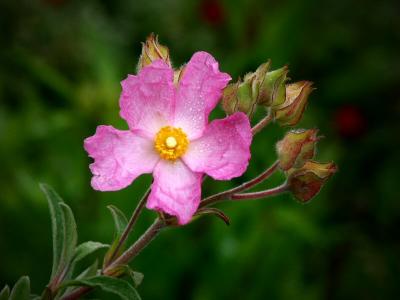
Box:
[0,285,10,300]
[73,241,109,264]
[63,260,100,296]
[103,206,128,267]
[63,276,141,300]
[9,276,30,300]
[40,183,65,278]
[39,288,52,300]
[104,265,144,287]
[59,202,78,274]
[63,241,107,285]
[76,260,100,279]
[107,205,128,238]
[130,271,144,288]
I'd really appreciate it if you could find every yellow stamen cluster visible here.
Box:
[154,126,189,160]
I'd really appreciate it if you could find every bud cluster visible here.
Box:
[222,60,314,126]
[276,129,337,203]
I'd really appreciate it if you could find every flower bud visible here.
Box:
[276,129,319,171]
[174,65,185,86]
[138,33,171,71]
[222,77,257,116]
[272,81,314,126]
[288,161,337,203]
[256,63,288,107]
[221,61,288,116]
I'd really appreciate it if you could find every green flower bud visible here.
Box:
[221,61,288,116]
[222,77,257,116]
[276,129,319,171]
[138,33,171,71]
[273,81,314,126]
[256,64,288,107]
[288,161,337,203]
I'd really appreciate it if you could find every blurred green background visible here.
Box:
[1,0,399,299]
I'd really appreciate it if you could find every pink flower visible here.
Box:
[84,52,252,224]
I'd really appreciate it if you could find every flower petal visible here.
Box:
[147,159,202,225]
[183,112,252,180]
[173,51,231,139]
[120,60,175,137]
[84,125,159,191]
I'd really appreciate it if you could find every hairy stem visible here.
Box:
[252,114,273,135]
[231,183,289,200]
[61,218,165,300]
[60,286,91,300]
[105,188,151,266]
[200,160,280,207]
[104,218,165,273]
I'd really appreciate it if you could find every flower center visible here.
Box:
[154,126,189,160]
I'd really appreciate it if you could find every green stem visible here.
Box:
[61,218,165,300]
[105,188,151,267]
[104,218,165,274]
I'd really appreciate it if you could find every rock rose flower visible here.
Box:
[84,52,252,224]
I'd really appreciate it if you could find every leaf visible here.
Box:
[104,265,144,287]
[40,183,65,278]
[130,271,144,288]
[76,260,100,279]
[39,288,52,300]
[0,285,10,300]
[103,206,128,267]
[195,208,230,225]
[62,241,107,285]
[73,241,109,264]
[63,276,141,300]
[59,203,78,274]
[9,276,30,300]
[63,260,100,296]
[107,205,128,238]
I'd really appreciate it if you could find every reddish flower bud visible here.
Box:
[138,33,171,71]
[273,81,314,126]
[288,161,337,203]
[276,129,319,171]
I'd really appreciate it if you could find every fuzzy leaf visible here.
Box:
[0,285,10,300]
[73,241,109,264]
[63,276,141,300]
[107,205,128,238]
[59,203,78,274]
[63,260,100,296]
[76,260,100,279]
[39,183,65,279]
[103,206,129,267]
[9,276,30,300]
[104,265,144,287]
